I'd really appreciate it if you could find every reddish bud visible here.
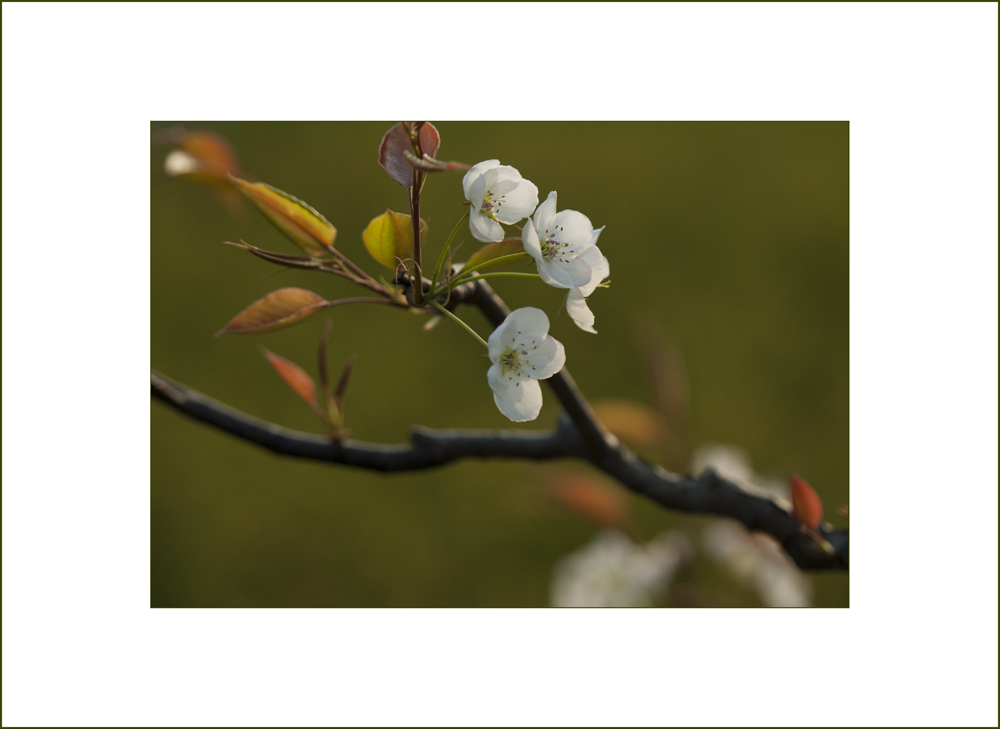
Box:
[791,474,824,530]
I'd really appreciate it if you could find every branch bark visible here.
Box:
[152,282,848,571]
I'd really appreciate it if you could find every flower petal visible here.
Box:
[495,178,539,224]
[537,255,593,288]
[550,209,595,250]
[470,210,503,242]
[467,174,487,208]
[522,218,543,261]
[590,225,605,247]
[487,361,509,395]
[487,314,517,360]
[576,245,610,297]
[504,306,551,339]
[527,335,566,378]
[493,376,544,422]
[463,159,499,199]
[567,288,597,333]
[533,191,557,234]
[482,164,521,194]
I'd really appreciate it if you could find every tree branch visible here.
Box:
[153,334,847,571]
[152,371,585,471]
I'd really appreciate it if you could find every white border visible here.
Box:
[3,2,997,726]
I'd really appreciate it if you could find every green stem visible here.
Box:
[456,251,529,279]
[451,272,541,287]
[430,209,470,295]
[429,300,488,349]
[425,251,532,300]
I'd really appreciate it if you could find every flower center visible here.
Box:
[480,191,506,222]
[539,232,571,262]
[499,346,524,376]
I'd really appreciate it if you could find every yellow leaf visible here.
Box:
[362,210,427,268]
[229,175,336,257]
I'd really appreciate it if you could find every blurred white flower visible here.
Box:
[550,530,692,607]
[694,443,810,607]
[702,521,812,607]
[692,443,754,483]
[693,443,790,500]
[463,160,539,242]
[487,307,565,422]
[163,149,200,177]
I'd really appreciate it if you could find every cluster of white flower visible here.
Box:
[693,444,813,607]
[550,530,693,608]
[463,160,610,421]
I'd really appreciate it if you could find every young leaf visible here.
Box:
[591,399,668,451]
[457,238,524,276]
[378,122,441,187]
[218,288,327,335]
[791,474,824,530]
[229,175,336,256]
[224,240,329,270]
[318,320,336,416]
[163,130,241,186]
[261,348,317,407]
[333,354,357,412]
[550,473,630,531]
[417,122,441,159]
[362,210,427,268]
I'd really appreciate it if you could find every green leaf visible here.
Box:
[362,210,427,269]
[229,175,336,256]
[458,238,525,276]
[217,287,327,335]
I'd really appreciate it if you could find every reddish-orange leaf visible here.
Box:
[180,131,240,177]
[163,130,241,188]
[550,474,630,530]
[379,123,416,187]
[261,348,316,407]
[791,474,824,530]
[378,122,440,187]
[417,122,440,159]
[218,288,327,335]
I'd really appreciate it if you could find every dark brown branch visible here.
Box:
[152,371,585,472]
[153,281,848,571]
[454,281,848,570]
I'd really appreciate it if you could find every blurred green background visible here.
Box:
[151,122,848,607]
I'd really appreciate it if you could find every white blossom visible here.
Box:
[695,443,811,607]
[523,191,605,291]
[702,521,812,608]
[463,160,539,243]
[565,231,609,333]
[163,149,200,177]
[550,530,693,607]
[487,307,565,422]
